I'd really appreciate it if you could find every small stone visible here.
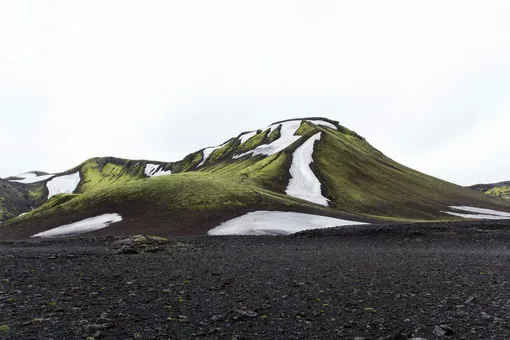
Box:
[115,246,138,255]
[234,308,257,318]
[211,314,223,322]
[481,312,492,320]
[433,325,454,337]
[465,296,475,304]
[433,326,446,337]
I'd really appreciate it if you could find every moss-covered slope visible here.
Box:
[2,117,510,237]
[0,172,368,238]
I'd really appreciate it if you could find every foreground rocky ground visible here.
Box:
[1,221,510,339]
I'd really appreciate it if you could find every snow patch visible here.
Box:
[286,132,329,206]
[232,120,337,160]
[233,121,302,159]
[238,131,257,145]
[11,173,54,184]
[47,172,81,199]
[198,145,223,168]
[144,164,172,177]
[32,213,123,238]
[208,211,367,236]
[443,206,510,220]
[306,120,337,130]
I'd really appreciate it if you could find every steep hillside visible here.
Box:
[2,117,510,238]
[469,181,510,200]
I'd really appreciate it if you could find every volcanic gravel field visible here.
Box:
[1,220,510,339]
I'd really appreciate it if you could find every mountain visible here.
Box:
[1,117,510,239]
[469,181,510,200]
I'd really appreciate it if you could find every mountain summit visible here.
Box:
[1,117,510,238]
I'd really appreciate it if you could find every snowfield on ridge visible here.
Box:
[47,172,81,199]
[10,173,54,184]
[233,119,337,159]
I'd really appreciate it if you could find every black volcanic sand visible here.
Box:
[1,221,510,339]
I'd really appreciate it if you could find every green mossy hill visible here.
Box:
[469,181,510,200]
[0,172,348,239]
[3,117,510,230]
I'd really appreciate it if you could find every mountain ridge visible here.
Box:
[1,117,510,238]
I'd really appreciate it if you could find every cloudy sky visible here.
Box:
[1,0,509,185]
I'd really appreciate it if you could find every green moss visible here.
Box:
[485,186,510,199]
[295,121,316,136]
[132,235,169,245]
[209,139,236,162]
[0,325,9,332]
[175,152,203,172]
[78,159,142,193]
[266,125,281,144]
[235,130,269,153]
[28,185,46,202]
[238,153,290,192]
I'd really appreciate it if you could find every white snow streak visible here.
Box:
[46,172,81,199]
[443,206,510,220]
[144,164,172,177]
[32,213,123,238]
[208,211,367,236]
[233,121,302,159]
[10,173,54,184]
[198,145,222,167]
[233,119,337,159]
[286,132,329,206]
[238,131,257,145]
[307,120,337,130]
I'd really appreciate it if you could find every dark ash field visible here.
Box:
[1,220,510,339]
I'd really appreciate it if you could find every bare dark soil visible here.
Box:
[1,221,510,339]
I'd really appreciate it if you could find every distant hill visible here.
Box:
[468,181,510,200]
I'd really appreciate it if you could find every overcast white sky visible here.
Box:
[1,0,509,185]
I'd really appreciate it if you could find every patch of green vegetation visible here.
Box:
[46,301,57,307]
[295,121,316,136]
[132,235,169,245]
[44,194,79,208]
[266,125,281,143]
[209,139,236,163]
[0,325,9,332]
[238,153,290,192]
[28,185,46,202]
[485,186,510,199]
[175,152,203,172]
[235,130,268,153]
[78,158,143,193]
